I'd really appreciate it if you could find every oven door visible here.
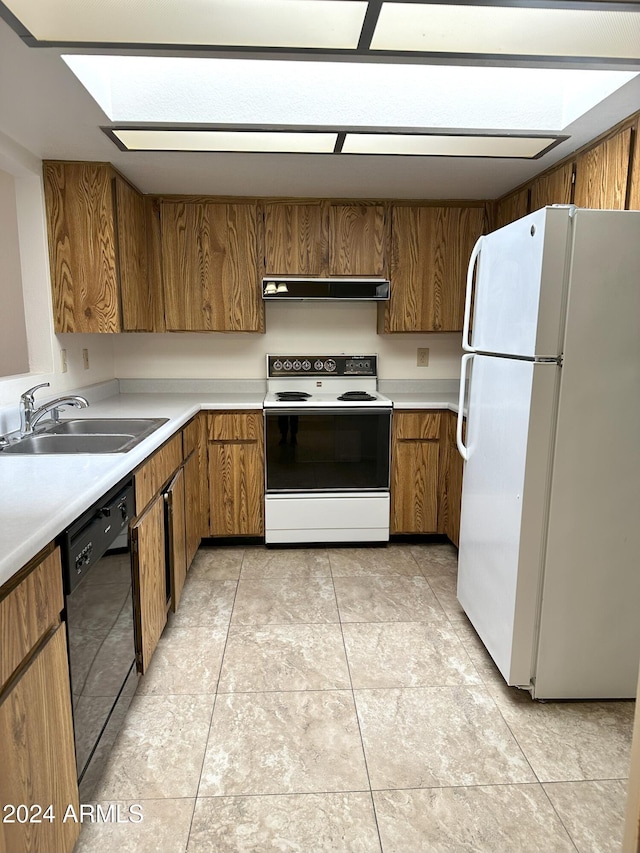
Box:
[264,407,391,493]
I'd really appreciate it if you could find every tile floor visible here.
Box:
[75,542,634,852]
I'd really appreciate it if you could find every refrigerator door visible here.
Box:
[532,209,640,699]
[457,353,559,686]
[467,207,571,359]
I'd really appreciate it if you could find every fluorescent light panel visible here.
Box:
[112,129,338,153]
[5,0,367,47]
[342,134,558,158]
[371,3,640,59]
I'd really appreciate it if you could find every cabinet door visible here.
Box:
[328,204,386,275]
[131,494,167,673]
[629,117,640,210]
[208,411,264,536]
[391,411,441,534]
[383,205,485,332]
[165,467,187,614]
[574,127,632,210]
[529,162,574,211]
[114,175,153,331]
[264,202,329,276]
[43,161,121,333]
[0,625,79,853]
[184,449,202,569]
[161,201,263,331]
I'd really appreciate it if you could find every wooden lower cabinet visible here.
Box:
[165,466,187,614]
[391,409,464,545]
[0,624,79,853]
[207,411,264,537]
[131,494,167,674]
[184,448,202,566]
[391,411,441,534]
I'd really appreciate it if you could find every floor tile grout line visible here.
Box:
[537,782,582,853]
[184,561,243,850]
[329,554,386,853]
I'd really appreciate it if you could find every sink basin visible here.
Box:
[1,418,169,455]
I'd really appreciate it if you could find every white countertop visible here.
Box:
[0,386,462,588]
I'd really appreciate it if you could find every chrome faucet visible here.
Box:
[20,383,89,435]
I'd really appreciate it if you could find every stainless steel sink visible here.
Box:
[1,418,169,454]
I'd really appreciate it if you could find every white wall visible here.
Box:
[0,130,116,408]
[0,168,29,376]
[113,303,463,380]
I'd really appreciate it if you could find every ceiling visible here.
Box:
[1,2,640,200]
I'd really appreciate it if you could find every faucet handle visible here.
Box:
[20,382,50,404]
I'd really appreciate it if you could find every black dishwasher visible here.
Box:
[60,478,138,797]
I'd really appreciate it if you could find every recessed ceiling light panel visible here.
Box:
[370,3,640,60]
[5,0,367,48]
[342,133,561,158]
[110,129,338,153]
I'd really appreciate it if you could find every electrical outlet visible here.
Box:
[417,347,430,367]
[82,348,90,370]
[60,348,68,373]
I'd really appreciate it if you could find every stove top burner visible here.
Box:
[275,391,312,401]
[337,391,377,401]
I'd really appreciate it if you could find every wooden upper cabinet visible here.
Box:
[263,202,329,276]
[114,175,153,331]
[492,187,529,231]
[574,127,632,210]
[380,205,486,333]
[530,162,574,211]
[160,201,263,332]
[629,117,640,210]
[43,161,153,333]
[44,161,120,333]
[328,204,387,275]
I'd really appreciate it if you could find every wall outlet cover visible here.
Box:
[417,347,430,367]
[82,348,90,370]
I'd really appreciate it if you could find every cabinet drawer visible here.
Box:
[0,546,63,690]
[182,416,200,458]
[207,411,263,442]
[393,411,441,441]
[135,434,182,510]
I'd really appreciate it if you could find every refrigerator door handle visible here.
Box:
[462,235,484,353]
[457,353,474,460]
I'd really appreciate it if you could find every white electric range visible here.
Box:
[263,355,392,544]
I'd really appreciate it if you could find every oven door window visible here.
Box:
[265,409,391,492]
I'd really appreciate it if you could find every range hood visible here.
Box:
[262,276,390,301]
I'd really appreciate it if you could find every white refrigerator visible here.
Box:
[456,205,640,700]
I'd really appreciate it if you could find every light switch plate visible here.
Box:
[60,348,68,373]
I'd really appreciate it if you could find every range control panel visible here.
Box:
[268,355,378,378]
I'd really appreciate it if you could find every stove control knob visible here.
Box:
[302,360,311,371]
[292,360,302,371]
[314,359,324,371]
[283,360,293,371]
[273,360,283,371]
[324,359,337,372]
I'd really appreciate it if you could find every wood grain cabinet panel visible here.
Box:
[629,118,640,211]
[44,161,121,333]
[43,161,153,333]
[264,202,329,276]
[165,466,187,614]
[207,411,264,537]
[328,204,387,276]
[574,127,632,210]
[493,188,529,230]
[529,162,574,211]
[184,448,202,568]
[134,434,182,510]
[438,411,464,548]
[161,201,263,332]
[0,624,80,853]
[391,410,441,534]
[381,205,485,333]
[0,546,63,690]
[131,494,167,674]
[114,174,154,331]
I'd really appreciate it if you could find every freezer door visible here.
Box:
[469,207,570,358]
[457,354,558,686]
